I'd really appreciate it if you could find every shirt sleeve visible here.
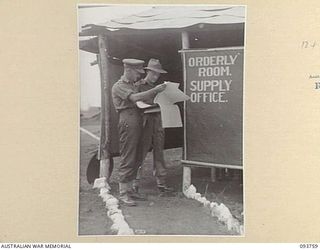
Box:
[112,84,135,100]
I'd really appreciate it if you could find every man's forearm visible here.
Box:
[129,88,157,102]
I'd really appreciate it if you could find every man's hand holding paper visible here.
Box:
[153,83,167,93]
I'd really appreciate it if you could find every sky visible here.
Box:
[78,5,151,110]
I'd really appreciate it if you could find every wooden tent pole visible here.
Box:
[181,31,190,50]
[97,34,113,182]
[181,31,191,192]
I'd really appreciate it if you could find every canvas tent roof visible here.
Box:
[80,5,245,36]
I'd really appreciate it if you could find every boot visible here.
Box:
[119,182,137,206]
[132,179,140,193]
[129,179,147,201]
[128,189,147,201]
[157,177,174,193]
[158,184,175,197]
[158,184,174,193]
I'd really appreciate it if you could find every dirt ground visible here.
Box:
[79,110,243,235]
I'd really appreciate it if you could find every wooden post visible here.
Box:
[181,31,190,49]
[181,31,191,192]
[210,168,216,182]
[97,34,113,181]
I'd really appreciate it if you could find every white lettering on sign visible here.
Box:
[188,55,238,67]
[190,92,227,103]
[187,52,240,103]
[198,66,230,77]
[190,80,232,92]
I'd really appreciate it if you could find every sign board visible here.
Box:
[181,47,244,168]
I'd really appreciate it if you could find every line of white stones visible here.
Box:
[81,127,134,235]
[184,184,244,235]
[98,186,134,235]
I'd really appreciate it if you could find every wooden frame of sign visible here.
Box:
[179,34,244,191]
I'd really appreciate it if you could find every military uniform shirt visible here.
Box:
[112,76,139,111]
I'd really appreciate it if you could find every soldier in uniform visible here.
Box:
[132,59,174,195]
[111,58,166,206]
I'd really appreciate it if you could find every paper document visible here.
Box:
[144,107,161,113]
[136,101,160,113]
[154,81,190,128]
[136,101,153,109]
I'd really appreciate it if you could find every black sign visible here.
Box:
[182,47,243,167]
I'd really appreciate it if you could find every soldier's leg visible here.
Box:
[118,111,142,205]
[153,114,173,192]
[132,115,153,193]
